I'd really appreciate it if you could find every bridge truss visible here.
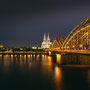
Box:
[52,17,90,51]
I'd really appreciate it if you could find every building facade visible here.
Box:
[41,33,52,49]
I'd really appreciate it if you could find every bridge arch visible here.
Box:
[52,37,65,51]
[63,17,90,50]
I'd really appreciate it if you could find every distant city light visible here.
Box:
[84,47,86,50]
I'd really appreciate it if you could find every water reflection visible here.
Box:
[10,55,13,64]
[0,55,2,63]
[48,56,53,75]
[54,66,63,90]
[28,55,30,60]
[10,55,13,60]
[48,56,52,65]
[24,55,26,64]
[42,54,45,60]
[20,55,23,60]
[60,54,90,65]
[0,54,90,67]
[2,55,11,72]
[30,55,32,60]
[0,55,2,60]
[88,69,90,86]
[56,54,61,64]
[36,55,39,61]
[0,54,90,90]
[42,55,48,65]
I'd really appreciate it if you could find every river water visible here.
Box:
[0,54,90,90]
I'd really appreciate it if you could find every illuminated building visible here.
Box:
[41,33,52,49]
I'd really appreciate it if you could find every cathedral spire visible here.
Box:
[47,33,50,42]
[41,32,52,49]
[43,32,46,41]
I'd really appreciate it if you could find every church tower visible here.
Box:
[47,33,50,42]
[43,33,46,42]
[41,33,52,49]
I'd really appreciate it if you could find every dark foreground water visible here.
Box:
[0,54,90,90]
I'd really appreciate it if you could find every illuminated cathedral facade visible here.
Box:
[41,33,52,49]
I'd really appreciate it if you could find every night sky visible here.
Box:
[0,0,90,47]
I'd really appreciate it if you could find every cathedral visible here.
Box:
[41,33,52,49]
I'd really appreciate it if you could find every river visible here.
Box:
[0,54,90,90]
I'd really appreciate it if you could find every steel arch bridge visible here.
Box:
[63,17,90,50]
[52,17,90,52]
[52,37,65,51]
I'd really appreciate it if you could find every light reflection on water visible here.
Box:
[54,66,63,90]
[48,56,52,65]
[56,54,61,64]
[48,56,53,77]
[88,69,90,86]
[0,54,90,90]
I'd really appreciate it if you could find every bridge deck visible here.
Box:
[51,50,90,55]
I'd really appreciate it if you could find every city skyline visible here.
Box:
[0,1,90,90]
[0,0,90,47]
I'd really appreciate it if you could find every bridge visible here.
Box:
[51,17,90,54]
[52,37,65,51]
